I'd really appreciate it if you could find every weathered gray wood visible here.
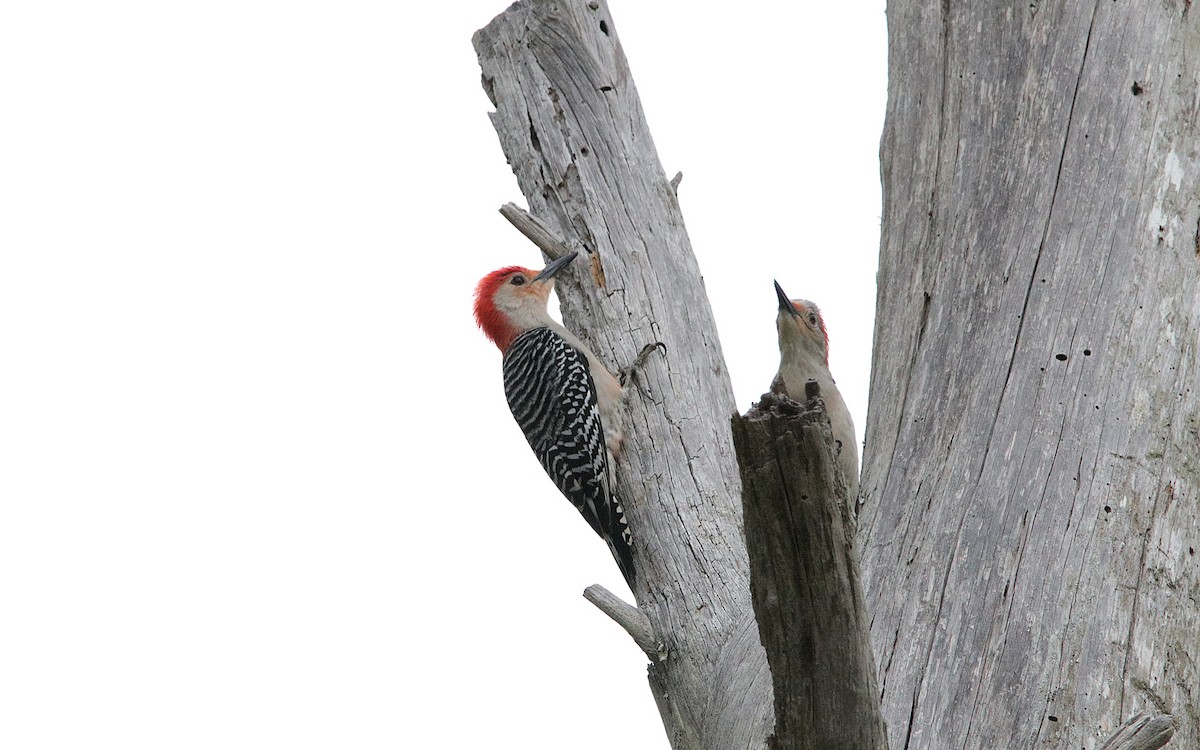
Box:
[499,202,578,261]
[862,0,1200,748]
[474,2,772,747]
[1099,711,1176,750]
[733,386,888,750]
[583,584,666,662]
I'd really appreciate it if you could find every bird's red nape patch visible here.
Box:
[816,313,830,366]
[473,266,529,351]
[794,299,831,367]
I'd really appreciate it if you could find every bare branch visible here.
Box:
[1100,712,1176,750]
[498,202,577,261]
[583,584,667,662]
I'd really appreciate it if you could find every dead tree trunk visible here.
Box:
[475,2,772,747]
[733,386,889,750]
[861,0,1200,748]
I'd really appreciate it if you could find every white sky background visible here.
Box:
[1,2,884,747]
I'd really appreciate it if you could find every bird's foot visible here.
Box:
[619,341,667,388]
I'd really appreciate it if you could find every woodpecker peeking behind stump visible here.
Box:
[474,252,639,587]
[771,280,860,505]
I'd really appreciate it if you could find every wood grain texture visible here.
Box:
[474,2,771,747]
[862,0,1200,748]
[583,583,666,661]
[1100,711,1176,750]
[733,388,887,750]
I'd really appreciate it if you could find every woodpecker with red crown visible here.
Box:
[474,252,636,586]
[771,280,860,505]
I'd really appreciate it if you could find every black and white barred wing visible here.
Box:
[502,327,634,584]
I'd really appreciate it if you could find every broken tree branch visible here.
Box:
[584,584,667,662]
[1100,711,1176,750]
[498,202,578,262]
[732,385,886,750]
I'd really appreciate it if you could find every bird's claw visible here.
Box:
[619,341,667,388]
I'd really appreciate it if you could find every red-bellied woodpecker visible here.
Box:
[474,251,635,585]
[771,280,860,504]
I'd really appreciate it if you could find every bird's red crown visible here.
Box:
[473,265,532,351]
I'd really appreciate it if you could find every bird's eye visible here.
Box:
[808,313,818,326]
[510,275,526,286]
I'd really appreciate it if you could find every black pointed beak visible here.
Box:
[775,280,800,317]
[533,251,579,281]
